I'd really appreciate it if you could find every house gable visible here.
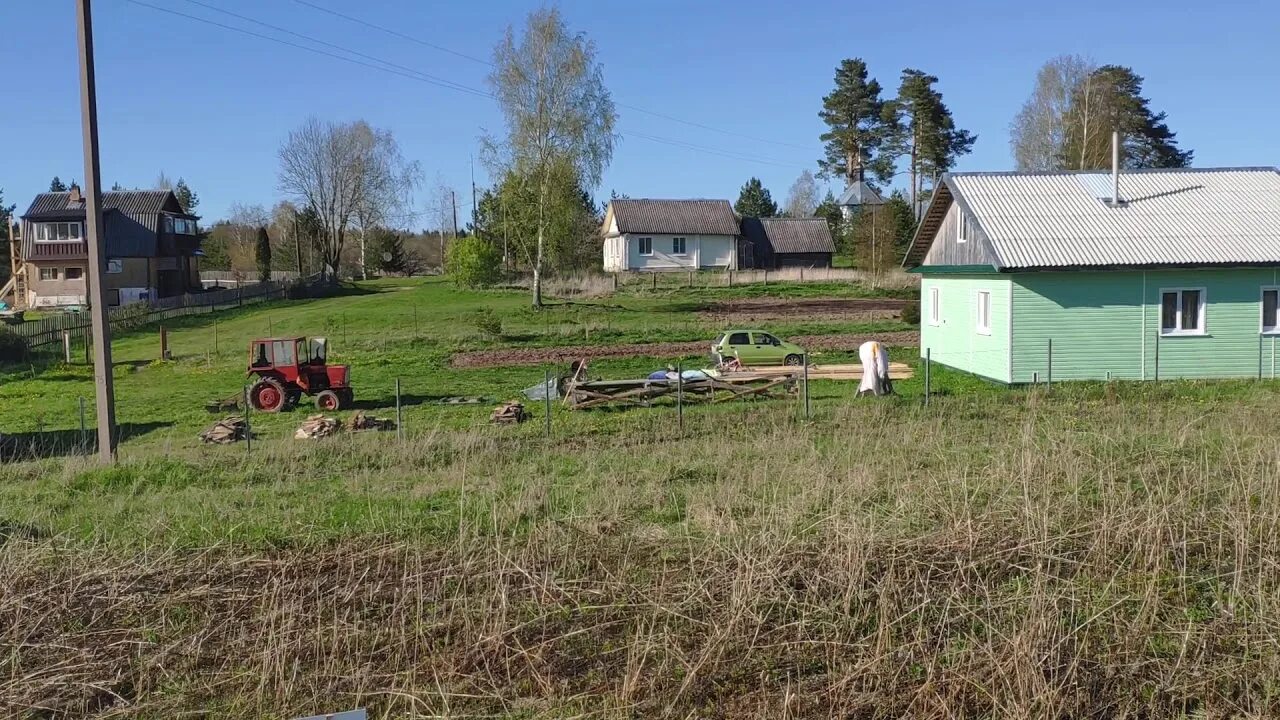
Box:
[921,201,999,267]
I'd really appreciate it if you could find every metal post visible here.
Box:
[1154,332,1160,382]
[543,369,552,438]
[76,0,118,462]
[1046,338,1052,389]
[676,362,684,434]
[213,318,218,354]
[413,304,418,333]
[652,273,657,291]
[1260,333,1265,380]
[802,354,811,420]
[924,348,931,406]
[78,396,87,452]
[395,378,403,440]
[343,313,348,344]
[268,315,273,337]
[242,384,252,453]
[63,331,71,363]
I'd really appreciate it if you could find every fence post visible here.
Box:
[63,331,71,363]
[763,269,768,286]
[1154,332,1160,382]
[652,273,657,291]
[1046,338,1052,389]
[395,378,403,440]
[687,271,693,288]
[800,267,804,282]
[159,325,169,361]
[79,396,87,452]
[924,348,931,406]
[243,384,252,454]
[802,354,811,420]
[543,369,553,439]
[676,362,684,435]
[213,318,218,354]
[1260,333,1265,381]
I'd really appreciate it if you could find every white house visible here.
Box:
[601,199,742,272]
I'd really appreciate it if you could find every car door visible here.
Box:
[723,331,753,363]
[750,332,781,364]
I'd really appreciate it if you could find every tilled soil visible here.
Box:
[451,330,920,368]
[698,297,909,323]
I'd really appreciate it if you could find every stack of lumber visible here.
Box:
[199,416,246,444]
[348,412,395,432]
[490,402,528,424]
[733,362,914,381]
[564,373,795,410]
[295,415,342,439]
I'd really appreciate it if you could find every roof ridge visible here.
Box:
[947,166,1280,179]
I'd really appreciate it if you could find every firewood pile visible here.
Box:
[490,402,528,425]
[349,411,395,432]
[295,415,342,440]
[199,416,247,444]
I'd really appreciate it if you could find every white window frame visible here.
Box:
[928,286,941,326]
[637,237,653,256]
[957,213,969,244]
[34,222,83,243]
[1263,286,1280,335]
[39,267,59,281]
[1160,287,1207,336]
[672,237,687,255]
[975,289,991,335]
[64,267,84,280]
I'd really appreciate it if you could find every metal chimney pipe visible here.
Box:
[1111,130,1121,206]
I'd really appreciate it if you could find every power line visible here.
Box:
[125,1,810,172]
[285,0,813,152]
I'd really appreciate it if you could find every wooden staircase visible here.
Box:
[4,222,26,310]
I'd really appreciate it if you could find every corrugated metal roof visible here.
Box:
[22,190,182,221]
[947,167,1280,269]
[837,181,884,207]
[609,199,740,236]
[742,217,835,254]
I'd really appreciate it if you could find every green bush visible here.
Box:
[901,299,920,326]
[445,236,502,288]
[470,308,503,339]
[0,327,27,363]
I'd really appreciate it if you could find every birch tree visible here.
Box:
[484,7,617,307]
[783,170,819,217]
[1010,55,1095,171]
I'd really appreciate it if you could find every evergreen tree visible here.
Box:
[110,182,124,191]
[174,178,199,213]
[885,69,976,218]
[734,177,778,218]
[0,190,14,284]
[1062,65,1192,170]
[255,227,272,283]
[884,190,918,254]
[818,58,896,184]
[814,190,843,248]
[372,229,408,274]
[49,176,68,192]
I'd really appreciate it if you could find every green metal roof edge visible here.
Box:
[907,264,1000,274]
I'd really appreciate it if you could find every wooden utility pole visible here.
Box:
[293,211,303,275]
[451,190,459,241]
[77,0,118,461]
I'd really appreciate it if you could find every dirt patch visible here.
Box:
[451,331,920,368]
[698,297,908,324]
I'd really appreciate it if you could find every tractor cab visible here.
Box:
[246,336,352,412]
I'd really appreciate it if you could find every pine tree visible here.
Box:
[110,182,124,191]
[1062,65,1192,170]
[0,190,14,284]
[885,69,976,218]
[814,190,843,248]
[174,178,199,213]
[734,177,778,218]
[255,227,272,283]
[49,177,68,192]
[818,58,895,184]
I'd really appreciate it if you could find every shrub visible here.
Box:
[901,298,920,326]
[470,308,503,339]
[0,327,27,363]
[445,236,502,288]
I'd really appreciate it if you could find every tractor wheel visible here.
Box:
[315,389,342,411]
[250,378,287,413]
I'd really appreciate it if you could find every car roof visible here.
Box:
[722,329,776,336]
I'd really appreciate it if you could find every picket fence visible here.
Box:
[11,275,322,352]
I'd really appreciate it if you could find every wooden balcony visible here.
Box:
[29,241,88,261]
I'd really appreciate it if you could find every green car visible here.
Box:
[712,329,806,366]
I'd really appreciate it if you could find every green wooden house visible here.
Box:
[902,167,1280,383]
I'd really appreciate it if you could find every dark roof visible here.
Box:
[741,217,835,255]
[837,181,884,207]
[22,190,190,220]
[608,199,740,236]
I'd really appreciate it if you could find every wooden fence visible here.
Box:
[11,275,322,352]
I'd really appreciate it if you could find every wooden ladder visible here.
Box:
[7,222,26,309]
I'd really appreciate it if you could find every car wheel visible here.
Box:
[784,354,804,367]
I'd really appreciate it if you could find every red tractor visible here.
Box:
[246,336,353,412]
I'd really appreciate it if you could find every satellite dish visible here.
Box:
[382,252,392,262]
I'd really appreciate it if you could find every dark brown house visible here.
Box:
[739,217,836,269]
[9,186,202,309]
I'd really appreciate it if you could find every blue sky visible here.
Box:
[1,0,1275,224]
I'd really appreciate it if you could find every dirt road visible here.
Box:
[451,331,920,368]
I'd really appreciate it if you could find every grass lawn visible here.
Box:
[4,277,1279,718]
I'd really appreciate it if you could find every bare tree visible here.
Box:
[353,125,420,279]
[1010,55,1096,171]
[483,7,617,307]
[154,170,173,191]
[783,170,820,217]
[278,118,412,282]
[428,176,457,271]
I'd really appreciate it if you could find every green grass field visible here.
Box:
[5,277,1280,718]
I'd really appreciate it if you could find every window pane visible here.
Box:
[1181,290,1200,330]
[728,332,749,344]
[1161,292,1177,330]
[69,223,81,239]
[1266,290,1278,329]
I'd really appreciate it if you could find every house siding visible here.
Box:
[919,273,1012,383]
[921,202,997,266]
[624,233,736,271]
[1010,269,1280,382]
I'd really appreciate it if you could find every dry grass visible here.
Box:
[6,390,1280,717]
[510,268,919,299]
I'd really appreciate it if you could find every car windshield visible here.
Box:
[713,333,726,346]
